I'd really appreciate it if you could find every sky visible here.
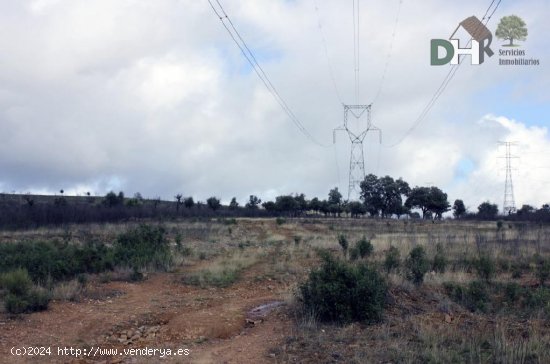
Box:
[0,0,548,214]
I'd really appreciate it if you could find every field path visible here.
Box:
[0,262,290,364]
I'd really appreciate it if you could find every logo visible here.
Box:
[430,16,494,65]
[495,15,527,47]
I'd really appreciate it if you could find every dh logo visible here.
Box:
[431,16,494,65]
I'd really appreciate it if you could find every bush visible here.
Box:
[338,234,348,255]
[113,224,171,270]
[405,246,430,285]
[356,237,373,258]
[300,254,387,323]
[384,246,400,273]
[276,217,286,225]
[466,281,489,312]
[0,269,50,314]
[0,268,32,296]
[444,281,489,312]
[474,255,495,281]
[524,287,550,310]
[0,240,114,283]
[432,252,447,273]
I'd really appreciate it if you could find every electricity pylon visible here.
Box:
[498,141,518,215]
[334,104,381,201]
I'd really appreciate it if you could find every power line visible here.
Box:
[207,0,330,148]
[352,0,360,103]
[313,0,344,105]
[382,0,502,148]
[373,0,403,104]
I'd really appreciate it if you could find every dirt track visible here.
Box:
[0,263,291,364]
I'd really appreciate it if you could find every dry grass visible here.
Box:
[5,217,550,361]
[51,280,83,301]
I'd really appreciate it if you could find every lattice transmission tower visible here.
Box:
[498,141,518,215]
[334,104,381,201]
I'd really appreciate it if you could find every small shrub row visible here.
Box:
[0,224,175,285]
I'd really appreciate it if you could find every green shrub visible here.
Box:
[405,246,430,285]
[474,255,495,281]
[276,217,286,225]
[524,287,550,310]
[445,281,489,312]
[432,252,447,273]
[1,269,50,314]
[0,268,32,296]
[338,234,348,255]
[356,237,373,258]
[300,254,387,323]
[384,246,400,273]
[113,224,171,270]
[0,240,114,283]
[466,281,489,312]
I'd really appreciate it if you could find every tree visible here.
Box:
[328,188,343,217]
[245,195,261,209]
[348,201,367,218]
[294,194,308,215]
[405,186,449,219]
[262,201,276,212]
[427,187,450,219]
[453,199,466,219]
[517,204,535,216]
[275,195,299,216]
[229,197,239,210]
[495,15,527,46]
[308,197,322,214]
[360,175,410,218]
[328,188,342,205]
[183,197,195,209]
[360,174,383,217]
[319,200,330,216]
[103,191,124,207]
[175,194,183,212]
[405,187,431,219]
[477,201,498,219]
[206,197,221,211]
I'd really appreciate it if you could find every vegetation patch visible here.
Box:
[183,253,258,288]
[299,252,387,324]
[0,269,50,314]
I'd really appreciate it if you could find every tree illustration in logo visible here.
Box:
[495,15,528,47]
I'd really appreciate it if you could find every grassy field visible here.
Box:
[1,217,550,363]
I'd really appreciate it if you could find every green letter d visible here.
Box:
[431,39,454,65]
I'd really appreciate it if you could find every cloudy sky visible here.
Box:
[0,0,548,212]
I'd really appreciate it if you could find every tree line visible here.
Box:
[1,173,549,229]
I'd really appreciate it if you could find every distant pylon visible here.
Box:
[334,104,381,201]
[498,141,518,215]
